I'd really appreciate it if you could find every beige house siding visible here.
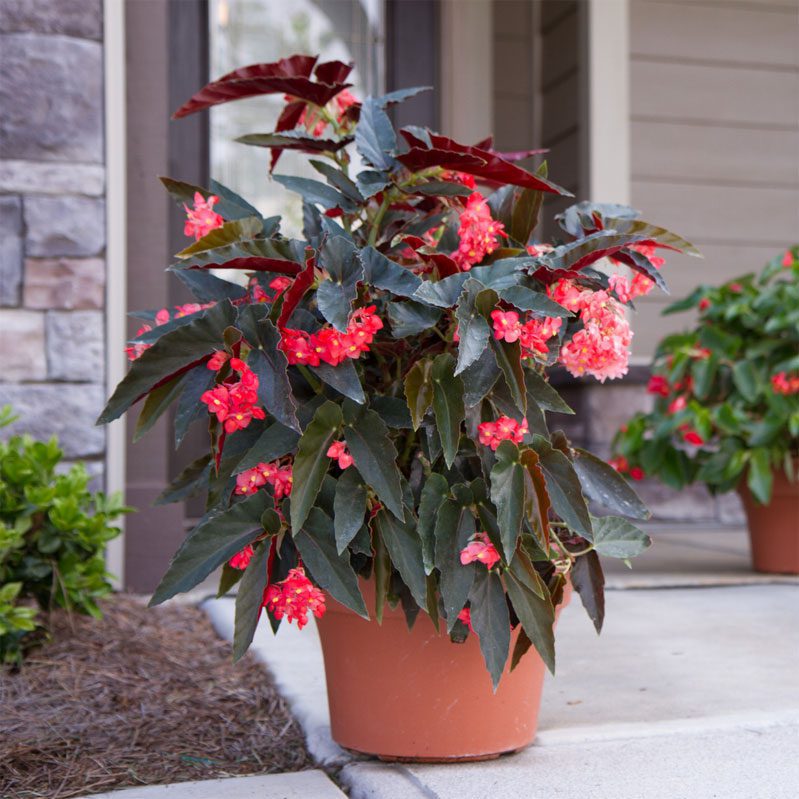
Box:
[628,0,799,356]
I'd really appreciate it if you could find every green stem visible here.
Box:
[368,194,391,247]
[297,364,323,394]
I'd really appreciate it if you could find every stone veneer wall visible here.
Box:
[557,376,746,528]
[0,0,107,488]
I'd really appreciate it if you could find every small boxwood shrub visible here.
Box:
[0,406,128,664]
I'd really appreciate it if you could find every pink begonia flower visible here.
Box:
[207,350,230,371]
[200,360,266,434]
[229,545,254,570]
[698,298,710,311]
[457,607,474,632]
[782,250,794,268]
[184,192,224,240]
[452,192,506,271]
[647,375,670,397]
[629,467,645,481]
[491,309,522,343]
[263,567,326,629]
[772,372,799,395]
[477,416,528,451]
[668,395,688,414]
[326,440,354,469]
[681,428,705,446]
[519,316,562,357]
[460,532,501,569]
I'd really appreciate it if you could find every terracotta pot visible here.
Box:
[738,468,799,574]
[315,579,570,762]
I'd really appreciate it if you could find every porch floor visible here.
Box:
[203,529,799,798]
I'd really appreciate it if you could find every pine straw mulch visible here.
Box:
[0,595,315,799]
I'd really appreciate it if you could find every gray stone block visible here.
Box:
[717,490,747,526]
[24,196,105,257]
[0,33,103,162]
[46,310,104,382]
[0,195,23,306]
[0,383,105,457]
[0,0,103,40]
[23,257,105,310]
[0,309,47,381]
[0,160,105,196]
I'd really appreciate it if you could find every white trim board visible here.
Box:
[103,0,128,586]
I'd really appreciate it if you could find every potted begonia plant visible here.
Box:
[99,55,699,760]
[612,247,799,574]
[611,249,799,575]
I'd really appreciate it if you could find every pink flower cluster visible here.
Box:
[229,545,254,570]
[457,607,473,632]
[459,532,501,569]
[200,357,266,434]
[608,456,644,481]
[477,416,529,451]
[280,305,383,367]
[234,460,293,499]
[184,192,224,240]
[772,372,799,395]
[452,192,506,271]
[125,302,214,361]
[326,441,353,469]
[250,276,292,303]
[491,309,563,358]
[782,250,795,268]
[263,567,326,629]
[294,89,357,136]
[609,243,666,302]
[553,281,632,383]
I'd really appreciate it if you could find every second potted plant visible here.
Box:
[612,248,799,574]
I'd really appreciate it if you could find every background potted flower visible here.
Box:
[612,248,799,574]
[98,55,699,760]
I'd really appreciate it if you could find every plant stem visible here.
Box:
[368,194,391,247]
[297,364,323,394]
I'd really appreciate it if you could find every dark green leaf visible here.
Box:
[356,169,390,199]
[461,346,501,407]
[531,435,592,538]
[235,421,300,473]
[309,159,365,203]
[355,96,397,171]
[272,174,354,211]
[210,178,267,221]
[217,562,244,598]
[371,395,412,428]
[160,176,259,222]
[504,568,555,673]
[500,285,570,317]
[334,468,368,554]
[387,300,442,337]
[434,499,476,630]
[99,300,237,424]
[295,508,368,617]
[573,448,649,520]
[343,400,404,518]
[173,268,249,304]
[359,246,422,297]
[417,473,449,574]
[525,370,574,415]
[469,570,510,689]
[176,216,264,258]
[431,353,465,468]
[374,507,427,610]
[747,448,773,504]
[404,359,434,431]
[490,441,524,561]
[317,236,364,331]
[134,371,187,442]
[571,550,605,633]
[150,491,271,605]
[455,280,494,375]
[233,541,270,661]
[289,401,342,533]
[732,360,760,403]
[691,355,718,401]
[591,515,651,558]
[155,454,210,505]
[491,338,526,415]
[311,360,366,404]
[413,272,469,308]
[174,365,215,448]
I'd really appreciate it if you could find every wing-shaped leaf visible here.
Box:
[490,441,524,560]
[289,401,342,533]
[150,491,271,605]
[504,566,555,673]
[531,434,592,538]
[295,507,368,617]
[235,421,300,473]
[317,236,363,330]
[155,454,210,506]
[176,217,264,258]
[387,300,442,337]
[355,96,397,170]
[374,507,427,610]
[360,246,422,297]
[311,360,366,404]
[469,570,510,689]
[414,272,469,308]
[500,285,570,317]
[342,400,404,518]
[434,499,477,631]
[491,337,526,415]
[525,370,574,415]
[431,353,465,468]
[133,371,187,442]
[356,169,390,199]
[310,158,364,203]
[590,515,651,558]
[173,268,249,303]
[233,540,271,661]
[417,473,449,574]
[404,359,434,431]
[99,300,237,424]
[174,366,216,448]
[334,467,368,554]
[273,174,355,212]
[573,447,649,520]
[461,346,501,407]
[571,550,605,633]
[454,281,494,375]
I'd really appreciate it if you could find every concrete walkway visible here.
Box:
[203,530,799,798]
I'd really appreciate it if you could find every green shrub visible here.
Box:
[0,406,129,664]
